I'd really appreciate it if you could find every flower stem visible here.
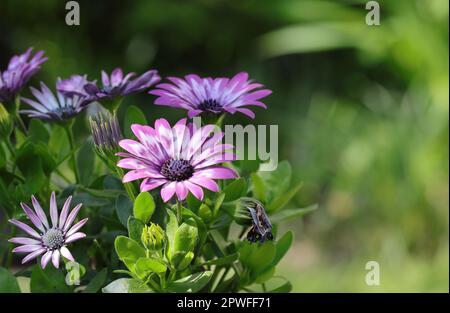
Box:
[64,123,80,184]
[176,201,183,224]
[115,167,136,201]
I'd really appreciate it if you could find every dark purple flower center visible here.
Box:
[198,99,222,111]
[51,106,76,119]
[160,158,194,181]
[42,228,65,250]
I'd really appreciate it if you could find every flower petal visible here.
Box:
[59,196,72,229]
[184,181,204,200]
[60,246,75,262]
[20,203,45,232]
[160,182,176,202]
[41,251,53,269]
[31,195,49,229]
[9,219,41,239]
[12,244,43,253]
[49,191,58,228]
[52,249,60,268]
[9,237,41,245]
[66,218,88,238]
[65,232,86,244]
[21,248,46,264]
[63,203,82,232]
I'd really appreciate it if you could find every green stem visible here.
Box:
[215,113,226,128]
[214,267,231,292]
[13,97,27,135]
[176,201,183,224]
[4,139,15,158]
[262,283,267,292]
[115,167,136,201]
[64,123,80,184]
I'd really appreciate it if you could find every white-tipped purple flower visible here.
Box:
[57,74,94,98]
[149,72,272,119]
[0,48,47,104]
[20,82,92,122]
[117,118,237,202]
[8,192,88,269]
[84,68,160,101]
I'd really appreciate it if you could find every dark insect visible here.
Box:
[241,198,274,243]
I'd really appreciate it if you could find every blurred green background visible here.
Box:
[1,0,448,292]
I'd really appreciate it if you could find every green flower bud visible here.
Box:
[141,223,165,251]
[0,103,13,140]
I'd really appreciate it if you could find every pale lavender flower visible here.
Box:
[57,74,94,98]
[9,192,88,269]
[20,82,92,122]
[117,118,237,202]
[0,48,47,103]
[149,72,272,119]
[84,68,160,100]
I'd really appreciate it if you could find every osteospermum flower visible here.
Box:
[117,118,237,202]
[57,74,94,98]
[20,82,92,122]
[84,68,160,100]
[0,48,47,103]
[8,192,88,269]
[149,72,272,119]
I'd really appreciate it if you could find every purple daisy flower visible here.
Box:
[57,74,94,98]
[84,68,160,100]
[0,48,47,103]
[117,118,237,202]
[20,82,92,122]
[149,72,272,119]
[9,192,88,269]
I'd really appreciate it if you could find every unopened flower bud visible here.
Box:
[141,223,165,251]
[89,112,122,167]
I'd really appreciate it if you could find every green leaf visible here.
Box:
[259,160,292,203]
[116,195,133,227]
[254,266,275,284]
[251,173,266,202]
[267,183,303,212]
[171,251,194,270]
[77,139,95,186]
[30,265,71,293]
[269,204,318,223]
[133,192,155,223]
[166,271,212,293]
[0,267,21,293]
[28,119,49,144]
[165,209,178,259]
[83,269,108,293]
[223,178,247,202]
[124,105,147,139]
[198,253,239,267]
[128,216,145,245]
[48,125,69,161]
[135,257,167,277]
[114,236,146,272]
[102,278,151,293]
[173,218,198,253]
[197,203,212,224]
[267,276,292,293]
[272,231,294,266]
[239,241,276,275]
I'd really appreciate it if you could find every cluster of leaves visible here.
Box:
[1,98,315,293]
